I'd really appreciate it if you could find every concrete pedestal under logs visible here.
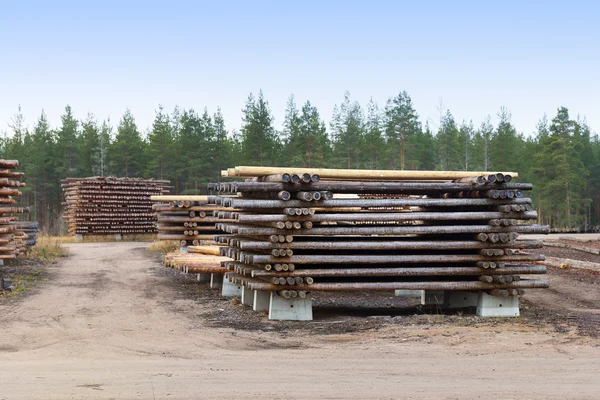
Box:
[421,290,519,317]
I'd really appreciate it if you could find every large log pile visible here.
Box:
[62,177,170,236]
[0,159,29,259]
[209,167,549,308]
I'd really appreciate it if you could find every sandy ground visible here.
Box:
[1,242,599,399]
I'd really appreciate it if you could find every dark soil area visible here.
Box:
[151,253,600,339]
[0,259,55,300]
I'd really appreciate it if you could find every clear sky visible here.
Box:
[1,0,598,137]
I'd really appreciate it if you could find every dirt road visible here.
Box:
[1,242,599,399]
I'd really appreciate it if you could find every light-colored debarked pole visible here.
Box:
[222,166,519,181]
[151,195,209,201]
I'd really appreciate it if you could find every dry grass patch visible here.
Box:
[57,234,156,243]
[147,240,180,255]
[22,235,69,263]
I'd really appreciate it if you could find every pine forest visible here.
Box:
[2,90,598,234]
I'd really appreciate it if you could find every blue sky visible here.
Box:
[1,0,598,137]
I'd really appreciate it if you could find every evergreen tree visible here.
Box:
[330,92,365,168]
[384,91,421,169]
[534,107,588,228]
[364,98,385,169]
[490,107,523,172]
[240,91,278,165]
[458,120,474,170]
[295,100,330,168]
[213,107,232,183]
[146,105,174,180]
[110,109,145,177]
[79,113,100,177]
[55,105,81,178]
[436,110,461,170]
[282,95,301,166]
[471,117,493,170]
[97,119,113,176]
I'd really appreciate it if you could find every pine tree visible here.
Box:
[490,107,523,172]
[384,91,421,170]
[295,100,330,168]
[79,113,100,176]
[110,109,145,177]
[471,117,493,170]
[364,98,385,169]
[175,109,202,193]
[213,107,232,183]
[146,105,174,180]
[534,107,588,228]
[97,119,113,176]
[240,91,278,165]
[55,105,81,178]
[458,120,474,170]
[436,110,461,170]
[282,95,301,166]
[330,92,365,168]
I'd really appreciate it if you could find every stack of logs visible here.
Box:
[14,221,39,247]
[152,195,232,283]
[151,195,231,247]
[208,166,550,319]
[1,159,29,260]
[62,177,170,237]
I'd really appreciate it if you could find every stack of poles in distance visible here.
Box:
[152,195,233,276]
[210,166,550,300]
[62,177,170,236]
[152,195,232,246]
[14,221,39,247]
[0,159,30,259]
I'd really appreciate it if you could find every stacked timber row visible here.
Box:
[151,195,233,247]
[209,166,550,318]
[0,159,29,259]
[14,221,39,247]
[164,246,231,279]
[62,177,170,236]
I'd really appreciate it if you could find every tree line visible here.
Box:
[1,90,598,234]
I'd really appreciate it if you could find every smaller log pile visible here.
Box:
[165,246,231,275]
[62,177,170,237]
[151,195,232,247]
[14,221,39,247]
[153,196,234,284]
[0,159,29,259]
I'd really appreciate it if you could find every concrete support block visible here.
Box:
[253,290,271,312]
[477,291,520,317]
[421,290,446,306]
[73,234,83,241]
[268,292,313,321]
[221,277,242,297]
[395,289,423,298]
[0,259,4,266]
[446,291,478,308]
[210,274,223,289]
[179,246,188,254]
[241,286,254,306]
[114,234,123,241]
[196,273,211,283]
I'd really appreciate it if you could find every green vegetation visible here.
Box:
[1,91,598,232]
[23,235,69,263]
